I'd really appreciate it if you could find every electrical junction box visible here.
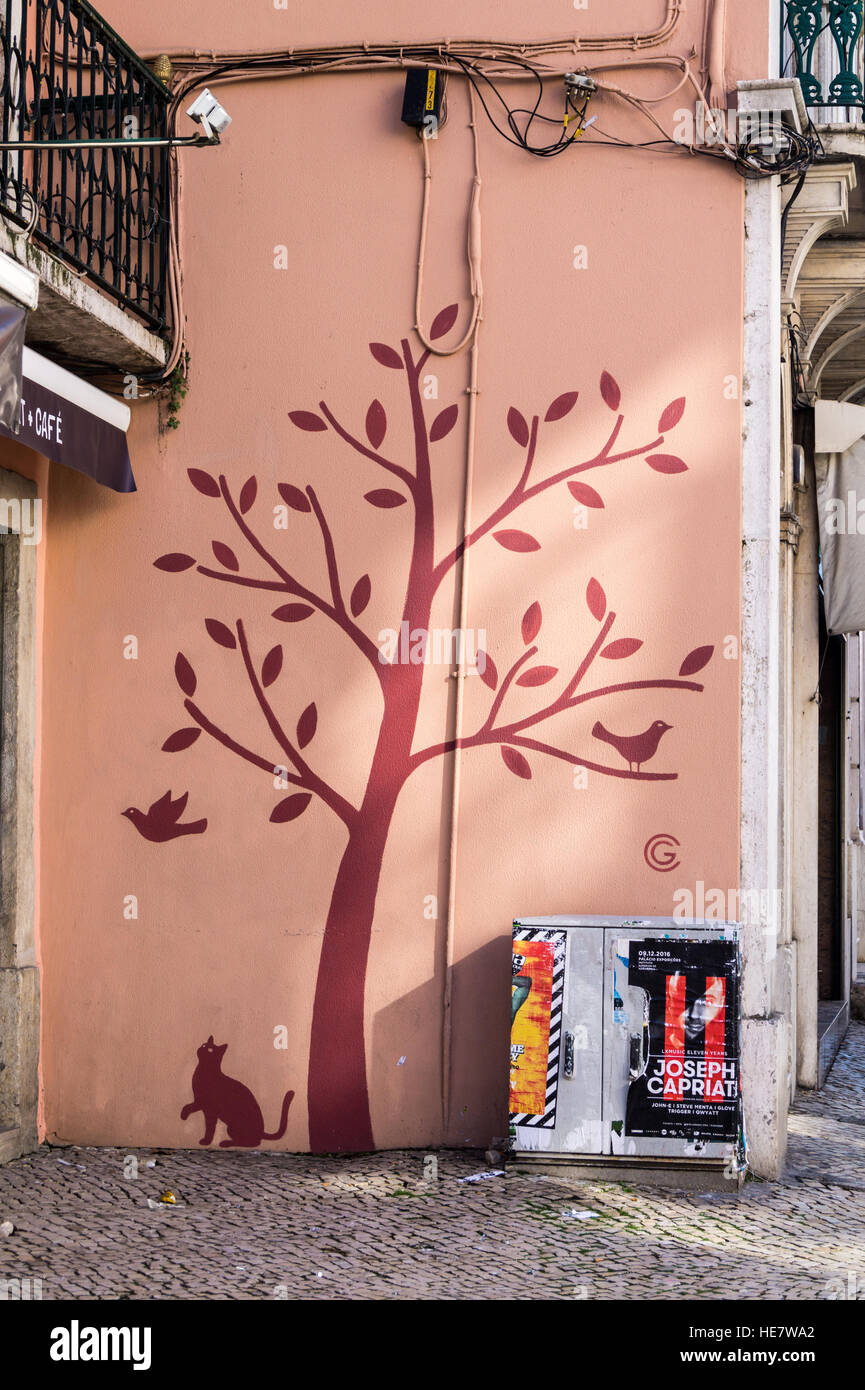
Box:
[509,916,744,1186]
[401,68,443,129]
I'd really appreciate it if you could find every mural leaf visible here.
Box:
[658,397,686,432]
[296,702,318,749]
[507,407,530,448]
[430,404,459,442]
[289,410,327,432]
[205,618,237,649]
[154,553,195,572]
[679,644,714,677]
[174,653,196,697]
[270,792,313,823]
[586,577,606,621]
[364,489,406,509]
[187,468,220,497]
[261,645,283,687]
[501,746,532,780]
[211,541,239,571]
[369,342,403,369]
[162,727,202,752]
[601,637,643,660]
[272,603,315,623]
[544,391,579,423]
[239,476,257,514]
[430,303,459,340]
[521,602,542,645]
[647,453,688,474]
[516,665,558,687]
[493,529,540,553]
[600,371,621,411]
[278,483,311,513]
[477,650,498,690]
[350,574,371,617]
[365,400,387,449]
[568,481,604,509]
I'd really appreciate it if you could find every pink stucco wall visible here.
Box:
[34,1,769,1149]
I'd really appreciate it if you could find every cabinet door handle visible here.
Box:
[564,1031,575,1078]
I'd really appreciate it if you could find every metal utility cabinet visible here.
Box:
[509,917,744,1184]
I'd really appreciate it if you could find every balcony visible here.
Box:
[0,0,169,370]
[783,1,865,124]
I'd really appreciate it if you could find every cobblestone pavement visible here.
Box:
[1,1024,864,1300]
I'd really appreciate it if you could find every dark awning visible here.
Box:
[0,343,135,493]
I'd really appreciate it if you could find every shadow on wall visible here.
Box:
[372,934,511,1149]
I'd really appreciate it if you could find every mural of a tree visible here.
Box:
[143,306,714,1152]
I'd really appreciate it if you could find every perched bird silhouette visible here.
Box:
[592,719,672,773]
[122,790,207,842]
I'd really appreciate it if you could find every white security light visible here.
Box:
[186,89,233,141]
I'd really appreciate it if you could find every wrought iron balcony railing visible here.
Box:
[0,0,170,332]
[783,2,865,115]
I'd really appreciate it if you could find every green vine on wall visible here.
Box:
[163,352,190,431]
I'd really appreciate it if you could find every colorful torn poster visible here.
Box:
[510,929,566,1126]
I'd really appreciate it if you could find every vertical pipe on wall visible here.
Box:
[706,0,729,108]
[441,326,480,1137]
[435,83,482,1137]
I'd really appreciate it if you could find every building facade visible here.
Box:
[0,0,859,1178]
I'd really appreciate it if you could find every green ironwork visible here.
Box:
[784,0,865,106]
[828,0,864,101]
[786,0,825,103]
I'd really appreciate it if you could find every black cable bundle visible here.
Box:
[734,118,823,179]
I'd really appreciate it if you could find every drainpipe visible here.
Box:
[706,0,729,109]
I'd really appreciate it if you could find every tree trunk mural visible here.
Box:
[138,308,714,1152]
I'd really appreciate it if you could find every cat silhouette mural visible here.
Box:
[180,1036,295,1148]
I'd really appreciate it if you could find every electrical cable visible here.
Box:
[446,52,589,157]
[781,165,809,255]
[77,36,821,395]
[787,312,813,409]
[153,8,687,69]
[415,85,482,356]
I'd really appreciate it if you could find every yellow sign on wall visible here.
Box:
[510,939,555,1116]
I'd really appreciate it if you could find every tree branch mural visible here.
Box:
[134,307,715,1152]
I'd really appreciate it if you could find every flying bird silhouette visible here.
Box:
[592,719,672,773]
[122,790,208,842]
